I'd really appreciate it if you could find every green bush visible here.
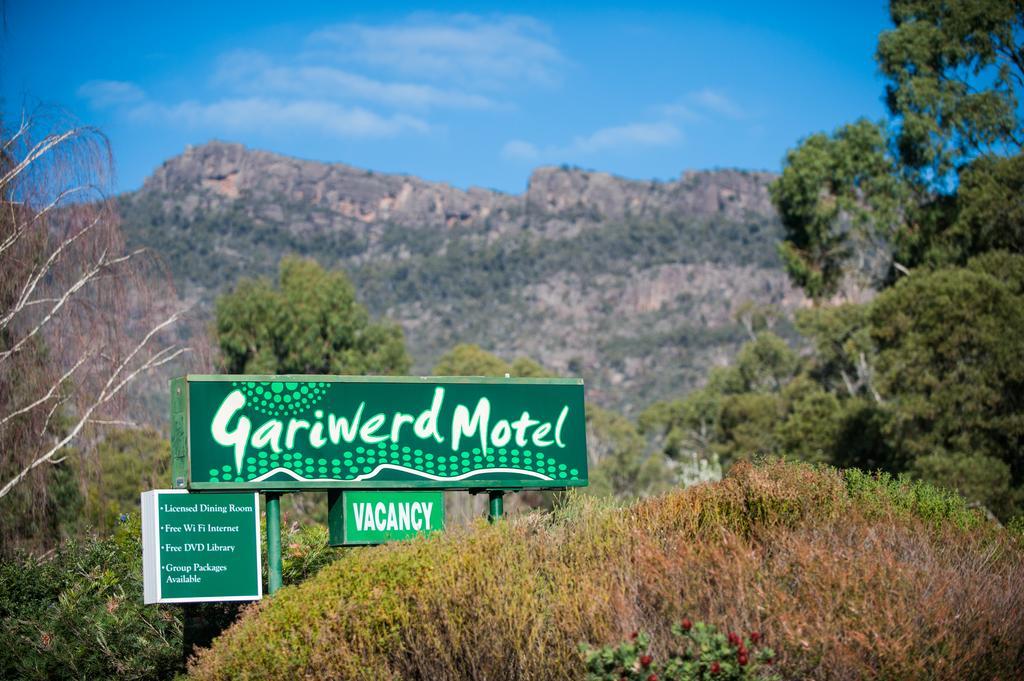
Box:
[842,467,984,529]
[189,461,1024,680]
[278,522,343,586]
[581,620,778,680]
[0,501,347,681]
[0,516,182,680]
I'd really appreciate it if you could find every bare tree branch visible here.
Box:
[0,312,187,500]
[0,355,87,429]
[0,128,82,190]
[0,212,103,333]
[0,107,187,547]
[0,184,98,257]
[0,247,144,361]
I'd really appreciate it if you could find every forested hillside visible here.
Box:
[118,147,800,413]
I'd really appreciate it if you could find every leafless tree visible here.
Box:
[0,107,187,548]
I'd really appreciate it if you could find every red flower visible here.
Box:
[750,631,761,644]
[738,653,749,666]
[738,644,747,655]
[710,661,721,675]
[680,618,693,631]
[640,654,653,668]
[647,675,658,681]
[630,631,639,640]
[728,632,741,646]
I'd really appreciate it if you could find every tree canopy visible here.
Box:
[214,256,410,376]
[666,1,1024,520]
[771,0,1024,297]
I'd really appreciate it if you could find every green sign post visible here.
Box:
[141,490,262,603]
[328,490,444,545]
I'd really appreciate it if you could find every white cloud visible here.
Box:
[500,139,540,161]
[79,16,550,141]
[212,50,494,111]
[498,89,749,165]
[502,120,682,163]
[128,98,429,139]
[570,122,681,153]
[656,101,701,122]
[689,88,744,119]
[309,14,564,88]
[77,80,146,108]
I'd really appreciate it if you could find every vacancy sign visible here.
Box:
[328,490,445,545]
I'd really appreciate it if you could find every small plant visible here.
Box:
[581,619,778,681]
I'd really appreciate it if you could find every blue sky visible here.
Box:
[2,1,891,194]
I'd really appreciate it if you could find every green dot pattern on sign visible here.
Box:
[234,381,328,417]
[204,446,580,482]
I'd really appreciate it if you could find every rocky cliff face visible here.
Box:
[142,141,776,240]
[121,141,801,413]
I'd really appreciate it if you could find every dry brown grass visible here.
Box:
[188,461,1024,680]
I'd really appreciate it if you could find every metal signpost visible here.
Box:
[157,374,587,597]
[141,490,262,603]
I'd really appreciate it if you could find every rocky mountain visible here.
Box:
[119,141,803,414]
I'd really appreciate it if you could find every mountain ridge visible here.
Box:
[119,141,803,413]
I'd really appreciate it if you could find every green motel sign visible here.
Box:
[171,375,588,491]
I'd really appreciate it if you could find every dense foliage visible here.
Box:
[641,253,1024,519]
[0,514,346,681]
[187,461,1023,680]
[581,623,777,681]
[215,256,410,375]
[0,516,182,680]
[772,0,1024,291]
[674,0,1024,521]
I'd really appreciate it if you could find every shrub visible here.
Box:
[189,460,1024,680]
[581,621,778,680]
[0,512,341,680]
[0,515,183,680]
[279,522,343,585]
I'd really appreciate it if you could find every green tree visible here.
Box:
[775,378,844,465]
[214,257,410,525]
[911,452,1015,517]
[941,154,1024,262]
[641,332,798,467]
[586,405,671,499]
[772,1,1024,287]
[732,331,800,393]
[432,343,555,378]
[214,256,410,375]
[870,261,1024,487]
[84,429,170,532]
[769,119,905,299]
[877,0,1024,184]
[433,344,515,377]
[795,303,880,401]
